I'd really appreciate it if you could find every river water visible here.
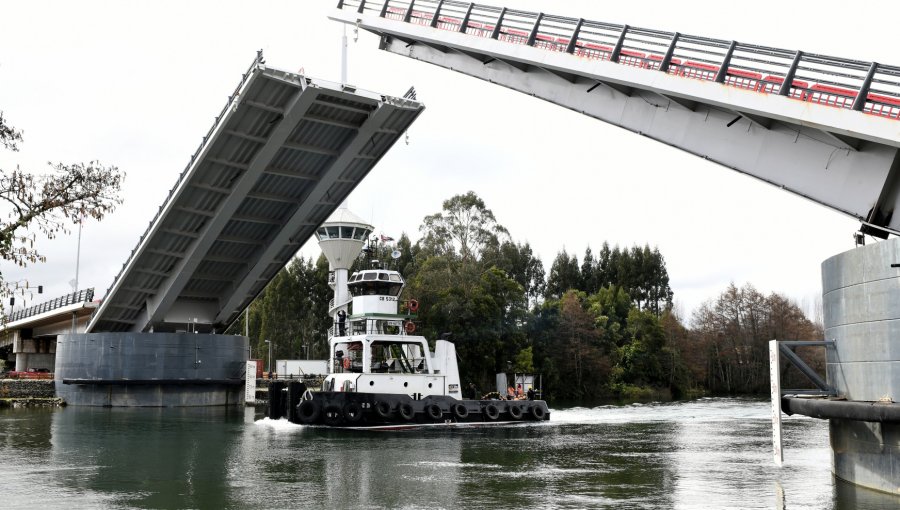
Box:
[0,397,897,509]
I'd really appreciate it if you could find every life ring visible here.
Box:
[529,405,547,421]
[408,299,419,313]
[323,404,343,426]
[483,403,499,420]
[374,401,392,419]
[508,404,523,420]
[404,321,416,334]
[452,403,469,420]
[297,399,321,424]
[426,403,443,421]
[343,402,363,423]
[399,402,415,421]
[342,357,351,370]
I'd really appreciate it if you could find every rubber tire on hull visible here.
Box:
[399,403,415,421]
[452,403,469,420]
[483,403,500,420]
[323,404,343,426]
[508,404,523,420]
[375,401,392,419]
[297,400,321,424]
[426,403,443,421]
[529,404,546,420]
[344,402,363,423]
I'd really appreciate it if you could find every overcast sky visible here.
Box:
[1,0,895,323]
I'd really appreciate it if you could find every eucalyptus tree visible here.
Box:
[419,191,509,264]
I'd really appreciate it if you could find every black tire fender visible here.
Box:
[297,399,320,424]
[530,404,547,420]
[399,402,415,421]
[343,401,363,423]
[484,403,500,420]
[508,404,523,420]
[323,404,343,426]
[452,403,469,420]
[374,400,392,419]
[426,403,443,421]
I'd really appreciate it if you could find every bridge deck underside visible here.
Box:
[89,64,423,334]
[333,2,900,237]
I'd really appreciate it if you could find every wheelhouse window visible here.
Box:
[348,280,403,297]
[369,341,428,374]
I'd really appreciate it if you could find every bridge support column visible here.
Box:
[12,334,56,372]
[55,333,248,406]
[822,239,900,494]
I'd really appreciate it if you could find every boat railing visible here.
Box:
[329,317,410,340]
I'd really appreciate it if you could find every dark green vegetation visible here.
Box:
[231,192,822,403]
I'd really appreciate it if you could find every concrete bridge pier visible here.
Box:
[822,238,900,494]
[13,335,56,372]
[54,333,248,407]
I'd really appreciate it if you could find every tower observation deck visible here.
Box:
[332,0,900,237]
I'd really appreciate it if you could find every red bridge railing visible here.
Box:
[339,0,900,121]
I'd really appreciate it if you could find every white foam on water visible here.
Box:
[548,398,777,425]
[254,417,305,432]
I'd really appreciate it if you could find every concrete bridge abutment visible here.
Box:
[823,238,900,494]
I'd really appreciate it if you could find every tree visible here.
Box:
[0,112,124,277]
[690,283,820,394]
[581,247,597,294]
[419,191,509,264]
[230,255,332,362]
[545,249,580,299]
[493,241,545,309]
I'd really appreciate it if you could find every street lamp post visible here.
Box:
[264,339,272,378]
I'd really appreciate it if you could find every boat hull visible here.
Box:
[267,381,550,427]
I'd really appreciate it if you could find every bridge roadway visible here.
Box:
[87,54,424,334]
[333,0,900,238]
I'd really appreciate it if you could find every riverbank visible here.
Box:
[0,379,63,407]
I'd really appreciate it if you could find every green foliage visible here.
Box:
[228,255,331,364]
[513,346,534,373]
[419,191,509,263]
[236,191,822,405]
[545,249,580,299]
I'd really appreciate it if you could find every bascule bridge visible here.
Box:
[53,54,424,407]
[330,0,900,494]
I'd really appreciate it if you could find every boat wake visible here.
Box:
[548,398,779,425]
[255,417,303,431]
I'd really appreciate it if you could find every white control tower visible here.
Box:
[315,207,373,316]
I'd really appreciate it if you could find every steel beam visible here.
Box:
[354,26,900,233]
[215,103,396,324]
[141,84,320,331]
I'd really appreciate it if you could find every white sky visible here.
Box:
[1,0,894,323]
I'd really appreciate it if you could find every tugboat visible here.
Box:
[266,207,550,429]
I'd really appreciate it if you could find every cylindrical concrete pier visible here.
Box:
[822,239,900,494]
[55,333,248,407]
